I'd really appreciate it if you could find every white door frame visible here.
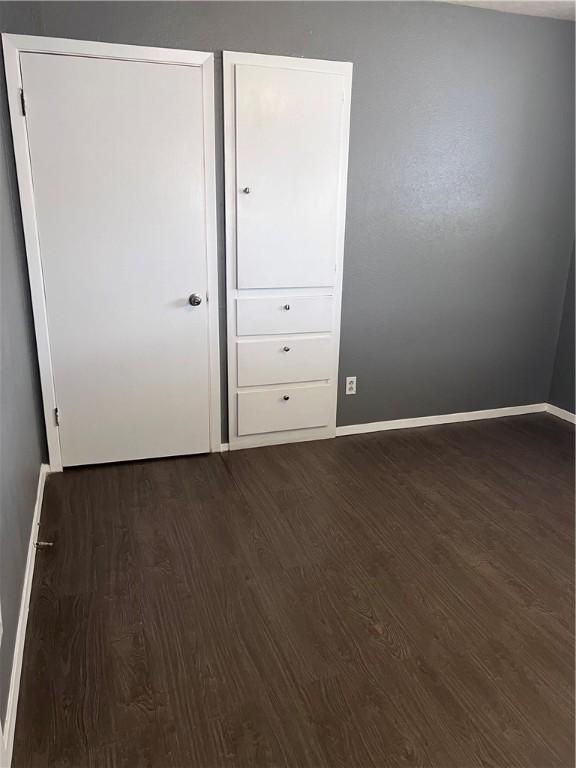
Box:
[2,34,221,471]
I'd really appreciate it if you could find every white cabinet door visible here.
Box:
[20,52,213,466]
[235,63,347,288]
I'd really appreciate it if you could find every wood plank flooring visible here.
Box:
[12,414,574,767]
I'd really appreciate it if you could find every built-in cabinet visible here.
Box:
[224,51,353,449]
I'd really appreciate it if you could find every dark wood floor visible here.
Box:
[13,414,574,768]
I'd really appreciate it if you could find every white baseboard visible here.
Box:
[545,403,576,424]
[0,463,49,768]
[223,403,573,447]
[335,403,548,437]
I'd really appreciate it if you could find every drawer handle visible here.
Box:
[282,395,290,401]
[283,304,290,311]
[283,346,291,352]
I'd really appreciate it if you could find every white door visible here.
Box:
[235,63,346,289]
[20,52,213,466]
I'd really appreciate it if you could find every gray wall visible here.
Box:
[549,247,575,413]
[25,0,573,431]
[0,2,44,726]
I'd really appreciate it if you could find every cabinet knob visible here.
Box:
[242,187,251,194]
[283,304,290,311]
[283,346,291,352]
[282,395,290,401]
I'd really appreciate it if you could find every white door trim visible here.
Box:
[2,34,221,470]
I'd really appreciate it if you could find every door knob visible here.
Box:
[242,187,251,194]
[188,293,203,306]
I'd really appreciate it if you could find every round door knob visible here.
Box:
[188,293,202,306]
[283,395,290,401]
[242,187,251,194]
[283,346,291,352]
[283,304,290,311]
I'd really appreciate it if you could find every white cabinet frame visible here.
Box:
[224,51,352,450]
[2,35,221,470]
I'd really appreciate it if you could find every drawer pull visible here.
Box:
[283,346,291,352]
[283,395,290,401]
[283,304,290,311]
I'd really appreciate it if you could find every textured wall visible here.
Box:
[549,247,575,413]
[0,2,45,727]
[29,0,574,431]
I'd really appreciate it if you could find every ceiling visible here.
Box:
[444,1,575,21]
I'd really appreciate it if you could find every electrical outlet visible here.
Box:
[346,376,357,395]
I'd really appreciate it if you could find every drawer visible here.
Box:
[236,296,333,336]
[237,336,332,387]
[237,385,332,436]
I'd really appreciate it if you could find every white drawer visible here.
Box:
[237,385,332,436]
[237,336,332,387]
[236,296,333,336]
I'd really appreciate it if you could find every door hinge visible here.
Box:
[19,89,26,116]
[54,407,60,427]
